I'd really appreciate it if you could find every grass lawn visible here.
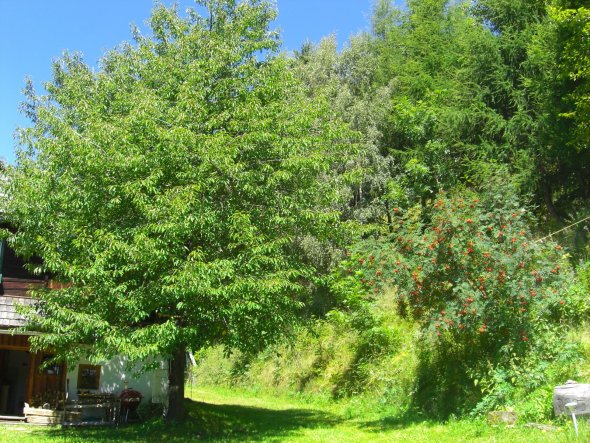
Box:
[0,386,586,442]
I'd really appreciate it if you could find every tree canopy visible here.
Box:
[3,0,590,422]
[1,0,354,419]
[290,0,590,416]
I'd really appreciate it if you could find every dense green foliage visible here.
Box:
[291,0,590,227]
[3,0,590,424]
[1,0,353,416]
[292,0,590,419]
[336,188,584,416]
[302,0,590,418]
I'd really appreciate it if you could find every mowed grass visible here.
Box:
[0,386,586,442]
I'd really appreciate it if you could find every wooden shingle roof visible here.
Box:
[0,294,34,328]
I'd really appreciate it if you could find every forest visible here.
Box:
[191,0,590,422]
[2,0,590,431]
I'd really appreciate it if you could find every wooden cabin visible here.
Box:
[0,239,168,422]
[0,241,66,417]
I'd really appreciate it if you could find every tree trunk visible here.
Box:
[384,200,393,233]
[165,345,186,422]
[541,180,562,222]
[577,171,589,199]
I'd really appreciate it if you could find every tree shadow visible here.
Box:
[357,409,436,433]
[41,398,342,442]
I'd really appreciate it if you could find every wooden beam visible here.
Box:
[0,344,28,351]
[0,334,31,349]
[60,361,68,402]
[27,352,37,403]
[0,415,26,421]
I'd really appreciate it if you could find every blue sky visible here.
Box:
[0,0,383,164]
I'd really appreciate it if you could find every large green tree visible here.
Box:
[299,0,590,228]
[2,0,353,420]
[296,0,511,228]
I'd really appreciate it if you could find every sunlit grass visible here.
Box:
[0,385,586,442]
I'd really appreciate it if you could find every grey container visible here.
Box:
[553,380,590,416]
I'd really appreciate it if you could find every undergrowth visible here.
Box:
[192,279,590,423]
[191,288,419,418]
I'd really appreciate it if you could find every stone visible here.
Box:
[487,410,518,426]
[524,423,560,432]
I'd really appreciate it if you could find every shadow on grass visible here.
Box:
[358,409,437,433]
[42,398,342,442]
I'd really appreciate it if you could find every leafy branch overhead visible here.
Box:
[3,0,357,368]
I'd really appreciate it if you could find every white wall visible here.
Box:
[66,356,168,405]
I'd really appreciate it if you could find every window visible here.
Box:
[77,364,101,390]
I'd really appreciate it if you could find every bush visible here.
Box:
[191,307,419,417]
[338,189,583,416]
[563,261,590,322]
[349,190,573,355]
[356,325,402,360]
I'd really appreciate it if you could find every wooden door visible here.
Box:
[27,352,66,405]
